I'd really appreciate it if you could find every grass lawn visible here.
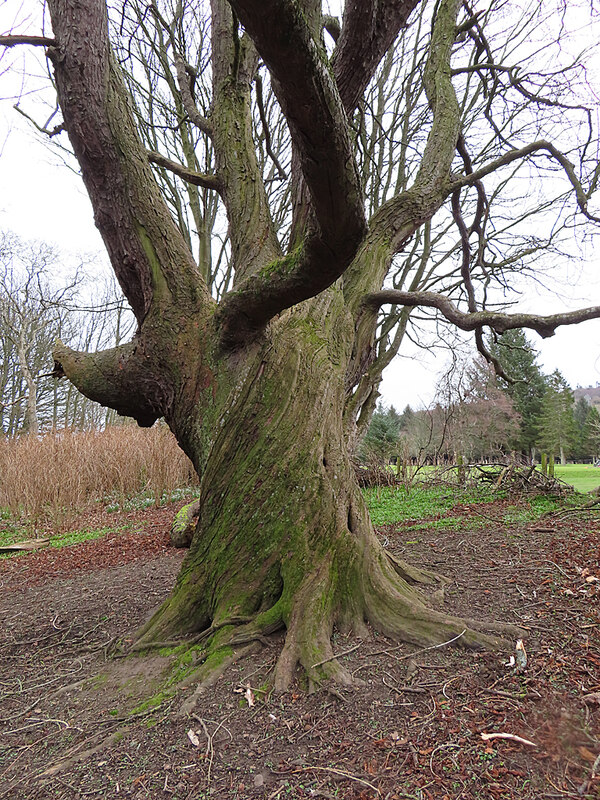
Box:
[553,463,600,493]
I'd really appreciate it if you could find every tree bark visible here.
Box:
[135,290,515,689]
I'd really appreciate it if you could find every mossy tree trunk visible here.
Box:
[133,291,510,688]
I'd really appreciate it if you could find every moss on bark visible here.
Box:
[135,293,519,697]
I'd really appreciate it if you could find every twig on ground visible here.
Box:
[546,561,571,578]
[480,732,538,747]
[290,765,381,796]
[368,629,467,661]
[311,643,361,669]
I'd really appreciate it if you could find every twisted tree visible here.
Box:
[3,0,600,689]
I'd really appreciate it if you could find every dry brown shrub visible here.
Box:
[0,425,198,530]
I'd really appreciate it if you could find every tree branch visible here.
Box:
[254,73,287,180]
[13,104,64,138]
[46,0,210,321]
[147,150,222,192]
[228,0,366,248]
[451,140,600,223]
[215,0,369,346]
[173,53,213,137]
[332,0,420,115]
[0,35,57,47]
[52,340,169,427]
[362,290,600,339]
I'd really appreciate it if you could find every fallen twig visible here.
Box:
[290,765,381,796]
[480,732,538,747]
[368,629,467,661]
[311,643,361,669]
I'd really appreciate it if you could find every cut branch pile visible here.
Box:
[473,464,573,495]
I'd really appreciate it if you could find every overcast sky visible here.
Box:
[2,2,600,411]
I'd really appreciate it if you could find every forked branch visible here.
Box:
[451,140,600,223]
[362,290,600,339]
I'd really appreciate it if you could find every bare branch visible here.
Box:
[216,0,369,346]
[451,140,600,223]
[0,35,57,48]
[332,0,420,114]
[47,0,209,320]
[254,73,287,181]
[362,290,600,339]
[173,53,213,137]
[147,150,222,192]
[13,105,65,138]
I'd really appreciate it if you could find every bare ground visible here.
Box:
[1,499,599,799]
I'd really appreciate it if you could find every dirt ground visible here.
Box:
[1,499,599,799]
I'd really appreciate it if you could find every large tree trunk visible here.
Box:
[134,290,511,690]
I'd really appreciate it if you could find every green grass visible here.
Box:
[0,521,136,559]
[552,463,600,493]
[362,484,497,527]
[362,483,573,528]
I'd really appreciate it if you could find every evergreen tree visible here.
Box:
[360,404,404,461]
[489,330,547,458]
[573,397,600,461]
[536,371,577,464]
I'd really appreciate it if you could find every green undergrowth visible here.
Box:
[0,521,137,559]
[363,484,498,526]
[104,486,201,513]
[363,484,580,529]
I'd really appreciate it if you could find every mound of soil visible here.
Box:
[1,500,599,799]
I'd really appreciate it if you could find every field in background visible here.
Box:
[553,463,600,493]
[1,428,596,549]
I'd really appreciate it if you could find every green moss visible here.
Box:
[157,644,188,658]
[90,672,109,689]
[258,245,304,281]
[135,222,170,300]
[130,689,172,715]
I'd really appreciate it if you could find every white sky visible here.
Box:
[2,1,600,411]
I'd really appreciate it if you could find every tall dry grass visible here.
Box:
[0,425,198,530]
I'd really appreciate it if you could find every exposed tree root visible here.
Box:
[386,552,449,586]
[178,642,262,716]
[131,524,522,702]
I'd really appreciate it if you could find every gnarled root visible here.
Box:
[131,537,523,702]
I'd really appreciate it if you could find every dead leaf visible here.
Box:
[244,683,255,707]
[578,746,598,763]
[187,729,200,747]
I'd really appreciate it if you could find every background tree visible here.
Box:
[536,370,577,465]
[0,232,134,434]
[3,0,600,689]
[489,329,547,460]
[399,356,518,463]
[359,404,404,462]
[573,397,600,462]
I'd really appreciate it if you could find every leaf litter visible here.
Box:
[0,496,598,799]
